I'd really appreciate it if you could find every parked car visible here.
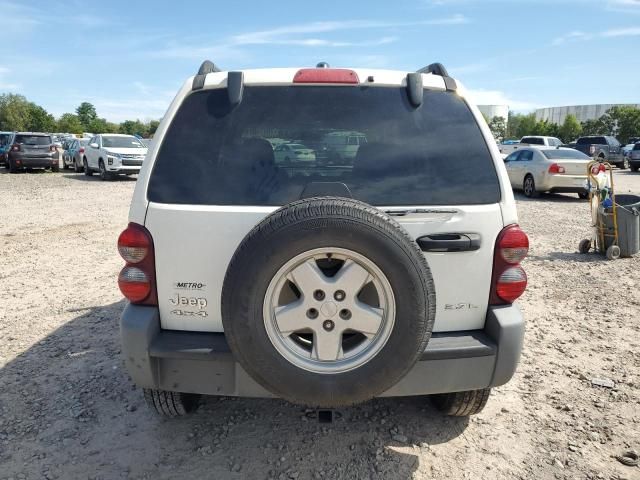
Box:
[572,135,626,169]
[6,132,58,173]
[321,130,368,162]
[62,138,90,172]
[499,136,563,156]
[273,142,316,164]
[504,147,591,199]
[0,131,14,166]
[118,61,529,418]
[82,134,148,180]
[630,143,640,172]
[622,142,636,158]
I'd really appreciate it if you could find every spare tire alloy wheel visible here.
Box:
[263,247,395,373]
[222,198,436,408]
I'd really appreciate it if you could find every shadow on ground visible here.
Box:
[61,174,138,182]
[514,192,584,203]
[0,301,468,479]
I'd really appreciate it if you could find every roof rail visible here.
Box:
[193,60,221,91]
[417,62,457,92]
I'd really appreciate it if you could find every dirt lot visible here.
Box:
[1,168,639,480]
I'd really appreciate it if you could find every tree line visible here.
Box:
[0,93,159,138]
[485,105,640,144]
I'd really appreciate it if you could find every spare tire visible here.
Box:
[222,197,435,407]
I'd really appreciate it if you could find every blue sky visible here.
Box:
[2,0,640,122]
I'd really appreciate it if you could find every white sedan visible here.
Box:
[273,143,316,164]
[504,147,591,199]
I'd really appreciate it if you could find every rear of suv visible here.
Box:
[6,133,58,173]
[119,62,528,418]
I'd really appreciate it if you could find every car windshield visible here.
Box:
[15,135,52,145]
[0,133,11,146]
[102,136,144,148]
[542,149,590,160]
[149,86,500,206]
[577,137,602,145]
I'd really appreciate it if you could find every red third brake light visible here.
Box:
[490,225,529,304]
[117,223,157,305]
[293,68,359,84]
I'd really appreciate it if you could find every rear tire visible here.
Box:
[143,389,200,417]
[431,388,491,416]
[73,159,82,173]
[631,165,639,172]
[63,160,69,170]
[7,160,17,173]
[52,164,59,173]
[83,158,93,176]
[622,158,629,170]
[578,191,589,200]
[523,175,539,198]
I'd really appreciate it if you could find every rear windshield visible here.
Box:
[15,135,52,145]
[542,149,590,159]
[634,143,640,151]
[0,133,12,146]
[102,136,144,148]
[522,137,544,145]
[577,137,605,145]
[148,86,500,206]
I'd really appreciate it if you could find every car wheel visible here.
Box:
[222,197,436,408]
[578,191,589,200]
[578,239,591,254]
[63,160,69,170]
[523,175,539,198]
[622,158,629,170]
[631,165,639,172]
[83,158,93,176]
[99,160,112,181]
[430,388,491,416]
[606,245,620,261]
[52,164,59,173]
[143,389,200,417]
[73,159,82,173]
[7,159,17,173]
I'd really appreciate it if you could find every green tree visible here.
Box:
[581,119,601,136]
[119,119,147,136]
[87,117,118,134]
[559,114,582,143]
[602,106,640,144]
[57,113,84,134]
[487,116,507,141]
[27,104,56,132]
[0,93,32,131]
[514,113,537,138]
[76,102,97,130]
[147,120,160,136]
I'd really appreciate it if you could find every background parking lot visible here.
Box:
[0,170,639,480]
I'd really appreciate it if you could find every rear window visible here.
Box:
[522,137,544,145]
[542,149,590,159]
[0,133,12,146]
[577,137,605,145]
[633,144,640,151]
[15,135,52,145]
[148,86,500,206]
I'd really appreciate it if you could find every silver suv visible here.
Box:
[118,61,529,418]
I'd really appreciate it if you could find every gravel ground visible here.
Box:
[1,167,639,480]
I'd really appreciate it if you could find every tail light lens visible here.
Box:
[589,146,595,155]
[548,163,565,174]
[11,144,20,152]
[117,223,157,305]
[49,145,57,152]
[490,225,529,304]
[79,147,85,154]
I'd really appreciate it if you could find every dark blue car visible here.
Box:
[0,131,14,166]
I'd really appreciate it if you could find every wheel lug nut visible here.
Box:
[313,290,325,301]
[339,309,351,320]
[307,308,318,319]
[323,320,335,331]
[334,290,346,301]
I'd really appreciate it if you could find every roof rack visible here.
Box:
[417,62,457,92]
[193,60,221,90]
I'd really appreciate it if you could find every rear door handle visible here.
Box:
[417,233,481,252]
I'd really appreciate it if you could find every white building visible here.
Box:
[535,104,640,125]
[478,104,509,121]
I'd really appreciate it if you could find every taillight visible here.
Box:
[117,223,157,305]
[49,145,57,152]
[293,68,359,84]
[11,144,20,152]
[79,147,85,154]
[548,163,565,174]
[589,146,595,155]
[490,225,529,304]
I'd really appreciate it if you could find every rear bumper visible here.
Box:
[9,154,56,168]
[540,174,588,194]
[120,304,525,398]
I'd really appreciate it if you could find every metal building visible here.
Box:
[535,104,640,125]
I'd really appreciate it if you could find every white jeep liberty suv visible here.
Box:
[118,61,529,417]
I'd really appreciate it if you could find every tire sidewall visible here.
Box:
[223,205,434,407]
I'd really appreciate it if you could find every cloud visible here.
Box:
[466,88,540,111]
[154,16,468,59]
[552,26,640,44]
[552,30,592,45]
[601,26,640,36]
